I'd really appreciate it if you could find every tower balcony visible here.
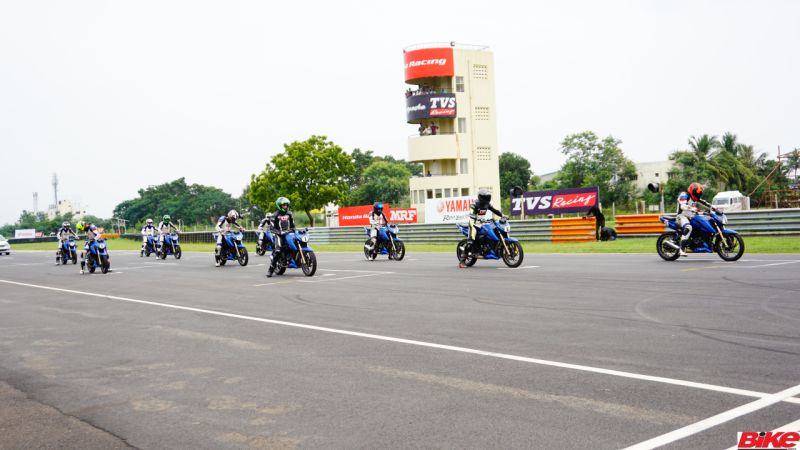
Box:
[408,133,460,162]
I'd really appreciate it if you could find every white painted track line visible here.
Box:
[723,418,800,450]
[624,384,800,450]
[1,278,799,406]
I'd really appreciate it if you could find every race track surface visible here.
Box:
[1,250,798,449]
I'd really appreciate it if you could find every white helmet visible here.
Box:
[62,222,70,228]
[146,218,153,225]
[227,210,239,221]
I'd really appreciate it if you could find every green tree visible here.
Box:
[349,160,411,206]
[113,178,238,226]
[786,149,800,182]
[499,152,533,198]
[555,131,637,207]
[248,135,354,226]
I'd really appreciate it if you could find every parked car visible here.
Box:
[0,235,10,255]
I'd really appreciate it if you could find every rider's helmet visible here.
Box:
[162,214,170,224]
[276,197,290,214]
[76,222,86,232]
[678,192,689,202]
[477,188,492,206]
[62,221,70,229]
[226,210,239,222]
[687,183,704,201]
[146,218,153,225]
[373,202,383,213]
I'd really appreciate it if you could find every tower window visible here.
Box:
[455,76,465,92]
[458,118,467,133]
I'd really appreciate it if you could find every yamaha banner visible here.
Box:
[510,187,599,216]
[406,93,457,122]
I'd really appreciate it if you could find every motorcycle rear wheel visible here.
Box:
[456,239,477,267]
[656,233,681,261]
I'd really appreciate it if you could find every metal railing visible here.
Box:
[9,209,800,245]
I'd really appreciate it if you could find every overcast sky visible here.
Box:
[1,0,798,225]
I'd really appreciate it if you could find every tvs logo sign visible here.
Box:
[510,187,600,216]
[406,93,457,121]
[738,431,799,449]
[404,47,454,81]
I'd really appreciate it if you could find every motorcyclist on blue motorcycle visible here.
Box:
[158,215,180,249]
[676,182,712,257]
[140,218,157,256]
[266,197,295,278]
[257,213,275,249]
[364,202,390,252]
[76,221,103,274]
[458,189,507,268]
[215,210,245,267]
[55,221,79,263]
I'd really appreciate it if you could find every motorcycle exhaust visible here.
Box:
[663,241,680,250]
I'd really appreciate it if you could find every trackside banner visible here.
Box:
[404,47,454,81]
[389,208,418,224]
[510,187,599,216]
[406,93,457,122]
[338,205,389,227]
[424,196,479,223]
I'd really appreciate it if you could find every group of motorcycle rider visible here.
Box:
[55,181,714,274]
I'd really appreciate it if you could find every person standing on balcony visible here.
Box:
[430,122,439,135]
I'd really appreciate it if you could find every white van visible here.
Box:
[711,190,746,211]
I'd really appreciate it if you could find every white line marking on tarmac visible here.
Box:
[723,418,800,450]
[298,273,390,283]
[624,383,800,450]
[318,269,393,274]
[741,261,800,268]
[496,265,540,270]
[1,278,798,406]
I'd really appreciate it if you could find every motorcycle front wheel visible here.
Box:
[501,242,524,268]
[100,254,110,274]
[237,247,249,266]
[715,234,745,261]
[390,241,406,261]
[301,251,317,277]
[174,246,182,259]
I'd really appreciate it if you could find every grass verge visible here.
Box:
[8,236,800,254]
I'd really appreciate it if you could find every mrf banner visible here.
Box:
[510,187,599,216]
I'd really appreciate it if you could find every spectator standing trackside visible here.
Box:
[583,203,605,241]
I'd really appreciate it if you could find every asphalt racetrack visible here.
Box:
[1,249,799,449]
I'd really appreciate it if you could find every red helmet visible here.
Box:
[687,183,704,201]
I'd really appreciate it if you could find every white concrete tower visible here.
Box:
[404,43,501,222]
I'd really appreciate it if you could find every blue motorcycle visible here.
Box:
[363,224,405,261]
[657,209,744,261]
[158,232,182,260]
[215,231,248,266]
[255,229,275,256]
[57,238,78,265]
[142,234,159,257]
[272,229,316,276]
[83,239,110,274]
[456,218,524,268]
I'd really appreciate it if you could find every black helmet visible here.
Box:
[477,189,491,205]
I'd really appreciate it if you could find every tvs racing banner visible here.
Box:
[510,187,599,216]
[406,93,457,122]
[404,48,454,81]
[425,196,481,223]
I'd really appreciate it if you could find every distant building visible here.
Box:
[538,171,559,184]
[47,199,87,220]
[633,161,674,192]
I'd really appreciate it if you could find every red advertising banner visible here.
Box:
[404,48,454,81]
[388,208,418,224]
[337,204,392,227]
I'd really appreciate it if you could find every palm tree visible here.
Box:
[786,149,800,182]
[688,134,727,187]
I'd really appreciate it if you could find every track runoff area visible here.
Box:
[0,250,798,449]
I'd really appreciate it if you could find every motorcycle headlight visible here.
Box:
[98,243,106,249]
[721,215,728,225]
[501,223,510,232]
[301,234,309,243]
